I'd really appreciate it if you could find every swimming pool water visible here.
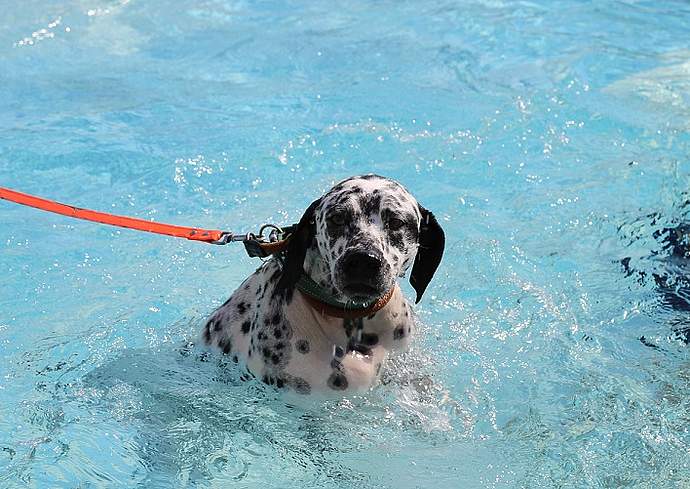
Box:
[2,1,690,487]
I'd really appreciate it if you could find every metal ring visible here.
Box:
[258,223,284,242]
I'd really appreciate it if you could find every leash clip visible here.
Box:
[242,223,289,257]
[209,232,232,245]
[210,231,252,246]
[258,224,284,243]
[209,223,292,257]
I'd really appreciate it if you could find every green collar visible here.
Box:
[295,273,396,319]
[296,273,377,310]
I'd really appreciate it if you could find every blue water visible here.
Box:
[2,1,690,487]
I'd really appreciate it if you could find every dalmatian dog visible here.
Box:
[202,174,444,396]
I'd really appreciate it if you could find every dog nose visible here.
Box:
[342,251,382,282]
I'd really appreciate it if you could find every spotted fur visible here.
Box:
[202,175,444,396]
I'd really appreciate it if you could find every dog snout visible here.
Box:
[341,251,383,284]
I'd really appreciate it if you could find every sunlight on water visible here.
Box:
[2,0,690,487]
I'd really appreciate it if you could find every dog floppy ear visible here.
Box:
[409,206,445,303]
[277,198,322,293]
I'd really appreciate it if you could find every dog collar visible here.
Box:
[295,273,395,319]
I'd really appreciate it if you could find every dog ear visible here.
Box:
[409,206,445,303]
[277,198,322,293]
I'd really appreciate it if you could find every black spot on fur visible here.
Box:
[359,194,382,217]
[237,302,249,314]
[389,229,405,251]
[271,354,280,365]
[241,321,251,334]
[327,372,348,391]
[274,328,282,339]
[268,268,281,284]
[394,325,406,340]
[291,377,311,395]
[271,313,281,325]
[347,340,372,356]
[296,339,310,354]
[343,319,354,338]
[221,339,232,355]
[361,333,379,346]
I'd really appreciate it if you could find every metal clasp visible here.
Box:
[242,223,287,257]
[210,231,252,245]
[212,223,291,256]
[258,224,284,243]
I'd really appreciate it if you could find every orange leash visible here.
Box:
[0,186,393,319]
[0,186,227,244]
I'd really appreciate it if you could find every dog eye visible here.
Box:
[388,217,405,230]
[329,213,347,226]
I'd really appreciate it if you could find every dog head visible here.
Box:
[278,174,444,303]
